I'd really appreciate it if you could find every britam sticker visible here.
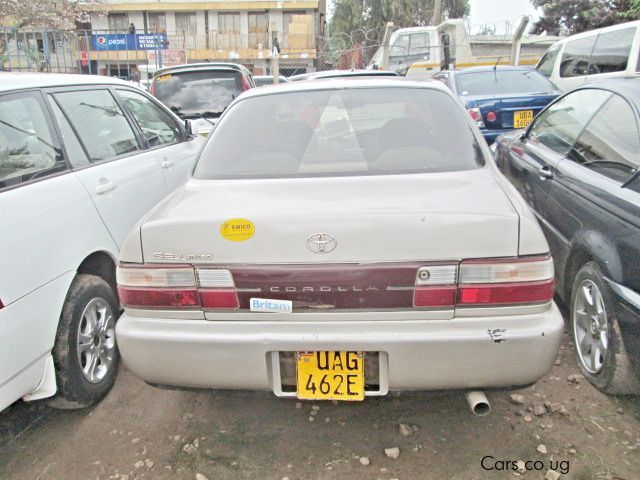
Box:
[250,298,292,313]
[220,218,255,242]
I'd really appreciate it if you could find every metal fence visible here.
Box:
[0,28,322,76]
[0,26,551,80]
[0,28,83,73]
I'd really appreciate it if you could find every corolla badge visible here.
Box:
[306,233,337,254]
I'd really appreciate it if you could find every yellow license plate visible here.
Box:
[296,351,364,401]
[514,110,534,129]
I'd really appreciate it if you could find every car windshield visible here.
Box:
[194,87,483,179]
[456,70,556,96]
[152,70,243,118]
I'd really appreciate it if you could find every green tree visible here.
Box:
[531,0,640,35]
[0,0,103,29]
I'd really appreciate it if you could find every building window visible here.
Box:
[108,13,129,32]
[248,13,268,49]
[283,12,314,50]
[218,12,240,33]
[217,13,240,49]
[147,12,166,33]
[175,12,197,34]
[283,12,306,33]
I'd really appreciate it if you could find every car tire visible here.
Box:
[570,262,640,395]
[48,274,120,409]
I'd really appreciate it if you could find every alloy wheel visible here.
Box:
[76,297,116,383]
[573,279,609,374]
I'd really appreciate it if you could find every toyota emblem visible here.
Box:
[306,233,337,254]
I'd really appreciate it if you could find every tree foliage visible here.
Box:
[0,0,103,29]
[328,0,469,52]
[531,0,640,35]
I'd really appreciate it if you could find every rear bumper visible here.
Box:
[116,304,564,394]
[481,129,513,144]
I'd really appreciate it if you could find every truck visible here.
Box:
[368,19,560,78]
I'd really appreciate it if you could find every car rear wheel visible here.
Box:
[49,274,120,409]
[570,262,639,395]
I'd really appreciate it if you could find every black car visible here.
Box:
[494,78,640,395]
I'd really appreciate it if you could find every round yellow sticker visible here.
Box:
[220,218,255,242]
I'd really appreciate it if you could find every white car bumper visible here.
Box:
[116,303,563,394]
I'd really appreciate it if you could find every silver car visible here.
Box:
[115,79,563,412]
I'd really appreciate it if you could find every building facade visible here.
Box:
[88,0,326,78]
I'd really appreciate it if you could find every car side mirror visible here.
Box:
[184,119,195,137]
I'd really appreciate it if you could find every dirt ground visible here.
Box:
[1,313,639,480]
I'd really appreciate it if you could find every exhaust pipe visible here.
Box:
[465,391,491,416]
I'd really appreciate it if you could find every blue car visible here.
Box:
[433,66,560,144]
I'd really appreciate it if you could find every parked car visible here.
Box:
[494,79,640,394]
[150,62,255,137]
[115,79,563,410]
[254,75,289,87]
[433,66,560,144]
[536,20,640,92]
[0,73,203,412]
[288,69,399,81]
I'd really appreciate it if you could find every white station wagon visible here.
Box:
[116,79,563,412]
[0,73,203,411]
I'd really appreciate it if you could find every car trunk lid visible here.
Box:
[140,168,519,264]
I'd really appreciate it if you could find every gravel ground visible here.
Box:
[1,311,639,480]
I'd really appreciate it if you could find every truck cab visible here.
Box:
[368,26,442,75]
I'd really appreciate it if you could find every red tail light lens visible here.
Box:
[486,111,497,122]
[200,289,240,309]
[458,280,555,305]
[119,288,199,308]
[413,286,457,307]
[467,107,485,128]
[241,74,251,91]
[117,264,239,310]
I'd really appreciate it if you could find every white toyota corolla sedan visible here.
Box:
[115,79,563,411]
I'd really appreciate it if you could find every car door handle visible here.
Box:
[538,166,554,179]
[95,181,116,195]
[161,159,175,169]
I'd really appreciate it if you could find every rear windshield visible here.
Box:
[193,87,483,179]
[152,70,243,118]
[456,70,556,96]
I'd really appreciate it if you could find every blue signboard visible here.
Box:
[136,34,167,50]
[92,33,168,51]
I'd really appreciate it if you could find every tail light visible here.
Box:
[241,74,252,91]
[458,256,554,306]
[413,265,458,308]
[117,264,239,310]
[413,256,554,309]
[486,111,497,122]
[467,107,485,128]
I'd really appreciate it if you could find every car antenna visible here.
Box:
[493,57,502,80]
